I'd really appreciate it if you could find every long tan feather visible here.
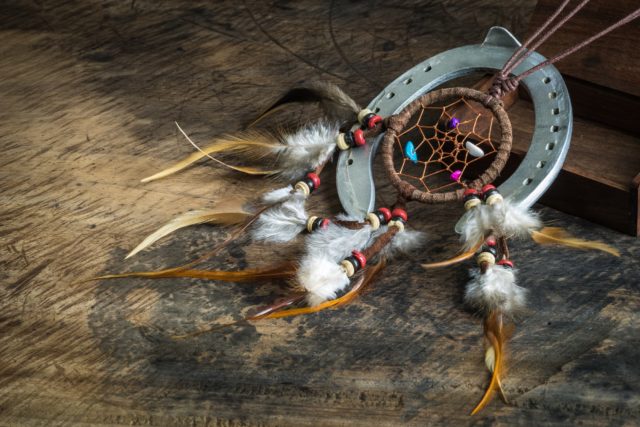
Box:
[141,124,283,182]
[471,312,506,415]
[126,208,252,259]
[421,240,483,268]
[531,227,620,257]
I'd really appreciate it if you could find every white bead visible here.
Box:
[465,141,485,158]
[336,133,350,151]
[366,213,380,230]
[357,109,373,124]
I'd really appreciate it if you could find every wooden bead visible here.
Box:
[477,251,496,267]
[388,219,405,232]
[294,181,310,197]
[357,108,373,124]
[366,212,381,230]
[341,260,355,277]
[351,250,367,269]
[486,193,503,206]
[464,198,481,211]
[306,216,318,233]
[336,133,350,151]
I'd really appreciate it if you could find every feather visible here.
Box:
[460,205,493,251]
[490,198,541,239]
[297,255,350,306]
[261,185,294,204]
[422,240,483,268]
[248,81,360,127]
[142,121,339,182]
[531,227,620,256]
[260,259,386,319]
[125,207,252,259]
[251,192,308,243]
[95,262,296,282]
[471,312,509,415]
[381,229,427,258]
[306,220,373,261]
[465,265,526,315]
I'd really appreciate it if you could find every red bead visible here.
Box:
[367,115,383,129]
[377,207,392,222]
[485,237,497,246]
[463,188,480,197]
[351,250,367,269]
[481,184,496,194]
[353,128,366,146]
[320,218,330,229]
[497,259,514,268]
[391,208,408,222]
[306,172,320,189]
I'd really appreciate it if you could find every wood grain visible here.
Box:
[1,1,639,426]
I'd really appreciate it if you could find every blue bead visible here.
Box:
[404,140,418,164]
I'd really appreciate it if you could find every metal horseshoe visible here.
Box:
[336,26,572,221]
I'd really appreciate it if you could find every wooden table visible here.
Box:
[1,1,639,425]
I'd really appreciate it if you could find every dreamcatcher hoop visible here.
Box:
[381,87,512,203]
[336,26,572,217]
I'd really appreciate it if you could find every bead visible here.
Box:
[388,219,405,232]
[481,245,497,257]
[464,198,481,211]
[485,237,497,247]
[320,218,330,229]
[341,260,355,277]
[465,141,485,158]
[366,114,382,129]
[497,259,514,268]
[391,208,408,222]
[377,207,392,223]
[482,184,496,194]
[366,212,381,230]
[448,117,460,129]
[463,188,480,198]
[306,216,318,233]
[404,140,418,164]
[353,128,366,147]
[351,250,367,269]
[294,181,310,196]
[357,109,373,124]
[477,251,496,267]
[450,170,462,181]
[486,192,503,206]
[336,133,350,151]
[306,172,320,190]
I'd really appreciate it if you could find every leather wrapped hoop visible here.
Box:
[381,87,513,204]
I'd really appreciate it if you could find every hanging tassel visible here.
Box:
[531,227,620,256]
[248,81,361,127]
[142,121,340,182]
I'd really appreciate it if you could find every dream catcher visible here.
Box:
[98,1,637,414]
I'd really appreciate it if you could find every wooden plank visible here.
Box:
[1,1,639,426]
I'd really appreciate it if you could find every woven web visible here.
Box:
[393,97,499,193]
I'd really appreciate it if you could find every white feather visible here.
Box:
[278,121,340,180]
[297,255,349,306]
[261,185,294,205]
[460,206,493,251]
[464,265,526,315]
[305,221,372,261]
[380,228,427,258]
[251,192,307,243]
[491,198,541,239]
[460,198,541,249]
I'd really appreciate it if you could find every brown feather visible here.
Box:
[247,82,360,128]
[421,240,482,268]
[471,312,506,415]
[531,227,620,256]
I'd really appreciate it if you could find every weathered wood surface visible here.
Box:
[1,1,639,425]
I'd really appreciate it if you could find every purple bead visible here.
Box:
[448,117,460,129]
[450,170,462,181]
